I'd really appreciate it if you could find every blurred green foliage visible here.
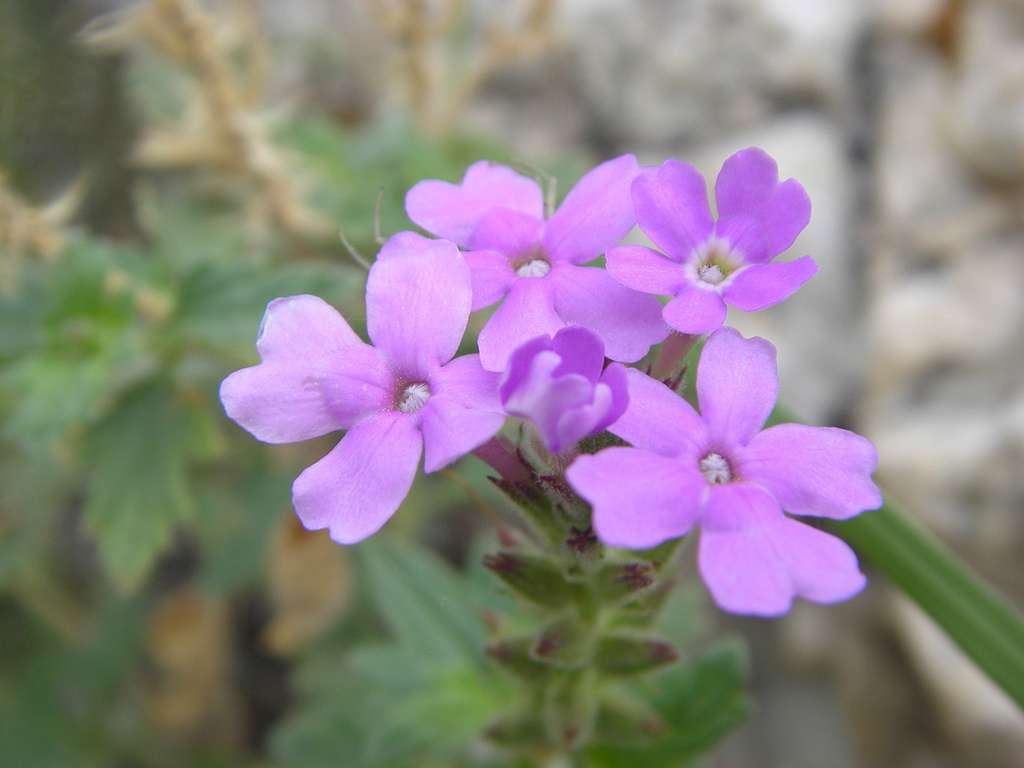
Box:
[0,6,750,766]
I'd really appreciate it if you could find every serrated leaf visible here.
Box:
[82,380,195,591]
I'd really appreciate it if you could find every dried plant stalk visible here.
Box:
[368,0,558,134]
[84,0,333,242]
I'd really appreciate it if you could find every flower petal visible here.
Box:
[550,264,668,364]
[503,350,594,454]
[221,296,393,443]
[567,448,706,549]
[377,230,437,260]
[606,245,687,295]
[723,256,818,312]
[366,237,471,377]
[714,148,810,263]
[740,424,882,519]
[631,159,714,258]
[468,208,544,256]
[696,328,777,447]
[292,412,422,544]
[609,367,708,458]
[699,483,866,616]
[662,283,727,334]
[714,148,780,221]
[543,154,639,264]
[551,325,605,382]
[420,393,506,473]
[478,278,564,372]
[405,161,543,246]
[464,249,516,310]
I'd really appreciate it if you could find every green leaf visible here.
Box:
[82,380,195,591]
[584,641,752,767]
[825,500,1024,708]
[357,535,486,667]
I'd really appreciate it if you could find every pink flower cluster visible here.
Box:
[221,149,882,617]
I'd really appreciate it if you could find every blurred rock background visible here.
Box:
[1,1,1022,766]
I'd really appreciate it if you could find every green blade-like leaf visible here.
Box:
[771,405,1024,708]
[357,536,487,667]
[826,501,1024,708]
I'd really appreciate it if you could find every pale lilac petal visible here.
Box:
[499,334,555,400]
[543,154,639,264]
[478,279,564,372]
[420,393,506,472]
[431,353,503,412]
[550,264,668,363]
[714,148,780,221]
[606,245,687,295]
[715,148,811,263]
[377,230,437,260]
[631,160,714,257]
[609,367,708,458]
[696,328,778,447]
[366,238,471,377]
[405,161,543,246]
[468,208,544,256]
[551,325,605,382]
[699,483,866,616]
[750,178,811,260]
[723,256,818,312]
[662,283,727,334]
[292,413,422,544]
[464,250,515,310]
[567,448,706,549]
[740,424,882,519]
[425,353,505,470]
[221,296,393,443]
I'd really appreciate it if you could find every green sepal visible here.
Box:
[543,670,599,750]
[486,636,551,681]
[482,551,580,609]
[593,633,679,676]
[531,617,592,669]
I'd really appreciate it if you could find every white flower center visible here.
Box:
[699,452,733,485]
[397,382,431,413]
[515,258,551,278]
[690,237,741,287]
[698,263,726,285]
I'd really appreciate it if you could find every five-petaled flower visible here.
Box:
[220,237,505,544]
[566,328,882,616]
[405,156,668,372]
[500,326,628,455]
[606,148,816,335]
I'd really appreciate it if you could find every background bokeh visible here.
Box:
[1,1,1022,766]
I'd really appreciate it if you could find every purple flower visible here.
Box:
[606,148,817,335]
[566,328,881,616]
[220,237,505,544]
[406,156,668,372]
[499,327,629,455]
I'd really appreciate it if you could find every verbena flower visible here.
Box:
[606,148,816,334]
[406,156,668,371]
[566,328,881,616]
[220,237,505,544]
[500,326,628,455]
